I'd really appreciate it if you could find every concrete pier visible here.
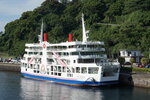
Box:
[119,72,150,88]
[0,63,20,72]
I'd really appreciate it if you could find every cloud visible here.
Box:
[0,0,45,31]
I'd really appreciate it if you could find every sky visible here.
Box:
[0,0,45,32]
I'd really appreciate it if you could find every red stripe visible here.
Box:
[28,57,34,64]
[52,52,68,67]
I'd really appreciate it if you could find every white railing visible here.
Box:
[47,47,105,52]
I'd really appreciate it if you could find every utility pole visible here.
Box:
[149,48,150,59]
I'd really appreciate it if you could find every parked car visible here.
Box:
[145,64,150,68]
[138,64,145,68]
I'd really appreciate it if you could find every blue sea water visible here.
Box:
[0,71,150,100]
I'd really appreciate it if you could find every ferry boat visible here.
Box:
[21,14,120,86]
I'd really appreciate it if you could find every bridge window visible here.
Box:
[76,67,80,73]
[88,67,99,74]
[81,67,87,74]
[78,59,94,63]
[71,52,79,55]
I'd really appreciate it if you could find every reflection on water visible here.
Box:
[0,71,150,100]
[20,78,103,100]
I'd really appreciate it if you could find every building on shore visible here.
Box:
[58,0,73,3]
[47,0,73,3]
[120,50,144,63]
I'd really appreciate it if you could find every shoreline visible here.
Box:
[0,63,150,88]
[0,63,20,72]
[119,71,150,88]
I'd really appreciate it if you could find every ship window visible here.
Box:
[71,52,79,55]
[28,58,31,62]
[34,52,38,55]
[78,59,94,63]
[67,68,71,72]
[58,73,61,76]
[62,67,66,72]
[81,67,87,74]
[25,64,27,68]
[69,45,74,48]
[29,52,33,55]
[61,46,66,49]
[38,59,41,63]
[54,66,57,71]
[28,64,30,68]
[88,67,99,74]
[95,59,100,63]
[30,64,33,69]
[58,66,61,72]
[47,52,53,56]
[37,65,40,69]
[76,67,80,73]
[54,72,57,75]
[40,52,42,55]
[63,52,69,56]
[51,66,53,71]
[72,68,75,73]
[47,59,54,64]
[74,60,76,63]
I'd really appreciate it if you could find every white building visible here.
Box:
[57,0,73,3]
[120,50,144,63]
[47,0,73,3]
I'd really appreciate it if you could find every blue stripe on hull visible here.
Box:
[21,73,119,86]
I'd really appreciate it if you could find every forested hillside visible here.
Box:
[0,0,150,57]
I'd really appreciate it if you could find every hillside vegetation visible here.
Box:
[0,0,150,57]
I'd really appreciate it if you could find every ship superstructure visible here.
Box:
[21,14,120,86]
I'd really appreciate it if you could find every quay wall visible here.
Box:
[0,63,20,72]
[119,72,150,88]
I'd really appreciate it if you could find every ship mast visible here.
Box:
[40,19,44,43]
[82,13,89,42]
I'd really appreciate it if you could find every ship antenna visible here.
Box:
[40,19,44,43]
[82,13,89,42]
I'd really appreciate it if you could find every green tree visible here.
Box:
[141,58,149,65]
[104,0,124,22]
[130,58,135,64]
[118,57,125,66]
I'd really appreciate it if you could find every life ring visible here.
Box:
[43,44,46,48]
[40,64,46,74]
